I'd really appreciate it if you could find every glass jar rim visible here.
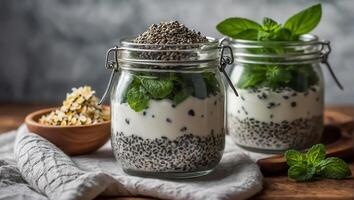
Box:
[228,34,329,65]
[229,34,319,46]
[114,36,220,69]
[119,36,219,48]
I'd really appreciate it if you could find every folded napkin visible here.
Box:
[0,125,263,200]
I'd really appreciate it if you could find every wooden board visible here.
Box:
[258,110,354,174]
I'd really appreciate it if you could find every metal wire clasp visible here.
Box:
[219,38,238,96]
[99,46,119,105]
[320,41,343,90]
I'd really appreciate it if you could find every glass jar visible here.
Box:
[100,38,236,178]
[226,34,342,153]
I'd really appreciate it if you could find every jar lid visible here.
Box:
[116,37,219,67]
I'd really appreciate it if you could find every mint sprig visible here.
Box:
[140,77,174,99]
[125,72,220,112]
[284,4,322,37]
[216,17,261,39]
[216,4,322,92]
[285,144,352,182]
[217,4,322,41]
[127,84,150,112]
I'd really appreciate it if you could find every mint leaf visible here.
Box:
[172,87,193,105]
[236,65,266,88]
[262,17,280,31]
[274,28,292,41]
[203,72,220,95]
[233,29,259,40]
[266,66,292,88]
[140,77,174,99]
[284,4,322,36]
[216,17,261,39]
[258,28,292,41]
[306,144,326,165]
[285,143,351,182]
[285,149,305,166]
[317,157,352,179]
[288,164,316,181]
[127,84,150,112]
[289,64,319,92]
[216,4,322,91]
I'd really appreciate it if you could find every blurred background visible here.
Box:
[0,0,353,104]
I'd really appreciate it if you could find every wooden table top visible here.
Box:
[0,103,353,200]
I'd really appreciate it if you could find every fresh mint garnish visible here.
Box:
[203,72,221,95]
[285,149,306,166]
[217,4,322,41]
[125,72,220,112]
[171,86,193,105]
[262,17,280,31]
[216,17,261,39]
[288,164,316,182]
[317,157,352,179]
[127,84,150,112]
[140,77,174,99]
[216,4,322,92]
[284,4,322,38]
[306,144,326,164]
[284,144,352,182]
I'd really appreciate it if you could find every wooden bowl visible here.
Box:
[25,107,111,156]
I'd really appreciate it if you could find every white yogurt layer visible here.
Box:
[227,86,324,123]
[112,95,224,140]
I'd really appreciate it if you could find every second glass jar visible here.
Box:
[227,34,327,153]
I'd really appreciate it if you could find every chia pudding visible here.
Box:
[108,21,227,177]
[112,95,225,173]
[227,82,324,152]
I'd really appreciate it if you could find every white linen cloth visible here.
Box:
[0,125,263,200]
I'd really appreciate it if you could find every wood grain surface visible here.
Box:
[0,103,353,200]
[258,110,354,174]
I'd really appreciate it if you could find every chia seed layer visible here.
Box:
[131,21,210,62]
[227,83,324,152]
[228,115,323,151]
[134,21,208,44]
[111,131,225,172]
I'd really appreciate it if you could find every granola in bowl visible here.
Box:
[39,86,110,126]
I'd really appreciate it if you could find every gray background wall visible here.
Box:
[0,0,353,104]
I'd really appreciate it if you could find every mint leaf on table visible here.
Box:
[216,17,261,39]
[284,144,352,182]
[306,144,326,165]
[140,77,174,99]
[285,149,305,166]
[127,84,150,112]
[284,4,322,37]
[317,157,352,179]
[288,164,316,182]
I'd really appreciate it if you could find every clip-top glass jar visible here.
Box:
[226,34,342,153]
[100,37,236,178]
